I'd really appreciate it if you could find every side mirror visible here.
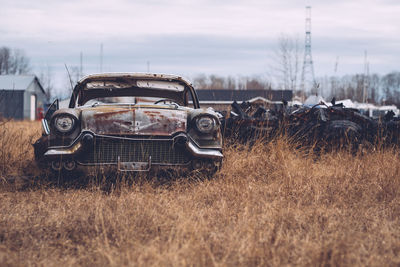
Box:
[42,99,59,135]
[44,99,59,122]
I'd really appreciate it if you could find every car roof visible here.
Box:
[76,72,193,89]
[69,72,200,108]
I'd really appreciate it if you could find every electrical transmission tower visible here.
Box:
[301,6,316,97]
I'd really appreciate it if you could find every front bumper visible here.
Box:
[43,131,223,172]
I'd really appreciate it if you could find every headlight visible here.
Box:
[195,116,216,134]
[53,115,76,134]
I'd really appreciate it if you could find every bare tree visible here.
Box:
[272,34,302,92]
[225,76,236,89]
[368,74,380,104]
[64,65,81,94]
[381,72,400,105]
[194,74,236,90]
[193,74,271,90]
[193,74,208,89]
[209,75,225,89]
[38,65,54,102]
[0,46,31,75]
[0,47,11,74]
[246,78,271,90]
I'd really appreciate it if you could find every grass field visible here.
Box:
[0,121,400,266]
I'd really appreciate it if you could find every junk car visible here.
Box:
[33,73,223,175]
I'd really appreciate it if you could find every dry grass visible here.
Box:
[0,121,42,178]
[0,121,400,266]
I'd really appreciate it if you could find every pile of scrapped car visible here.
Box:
[221,100,400,150]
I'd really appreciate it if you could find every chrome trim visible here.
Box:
[44,131,91,150]
[82,130,184,142]
[46,130,177,151]
[53,114,77,134]
[43,131,223,160]
[194,115,218,134]
[41,119,50,135]
[77,161,190,167]
[189,136,222,150]
[186,141,223,159]
[44,142,82,156]
[43,130,179,157]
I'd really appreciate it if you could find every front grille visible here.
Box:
[79,137,190,165]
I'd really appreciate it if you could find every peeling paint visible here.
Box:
[82,106,186,136]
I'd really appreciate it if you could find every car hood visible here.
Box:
[80,105,188,136]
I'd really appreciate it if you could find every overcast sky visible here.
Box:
[1,0,400,94]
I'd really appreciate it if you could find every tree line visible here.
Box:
[193,72,400,106]
[0,46,53,101]
[0,47,30,75]
[193,74,272,90]
[2,44,400,106]
[318,72,400,105]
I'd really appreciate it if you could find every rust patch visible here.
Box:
[82,107,186,136]
[144,110,161,114]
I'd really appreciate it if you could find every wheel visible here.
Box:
[322,120,362,151]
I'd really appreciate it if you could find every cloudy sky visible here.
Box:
[1,0,400,94]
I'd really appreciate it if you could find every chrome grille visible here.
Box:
[80,137,190,164]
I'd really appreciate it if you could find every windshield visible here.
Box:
[75,86,191,107]
[69,75,201,109]
[84,96,181,106]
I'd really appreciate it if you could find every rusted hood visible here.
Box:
[80,105,187,136]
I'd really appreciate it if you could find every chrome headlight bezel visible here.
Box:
[194,115,217,134]
[52,114,77,135]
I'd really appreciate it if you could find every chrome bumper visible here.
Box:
[185,141,223,159]
[44,142,83,156]
[44,134,223,160]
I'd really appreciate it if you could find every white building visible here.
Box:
[0,75,47,120]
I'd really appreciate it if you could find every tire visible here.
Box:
[322,120,362,151]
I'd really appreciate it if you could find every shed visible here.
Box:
[0,75,47,120]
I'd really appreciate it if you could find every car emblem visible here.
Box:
[113,121,158,132]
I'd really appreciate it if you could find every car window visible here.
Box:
[84,96,181,106]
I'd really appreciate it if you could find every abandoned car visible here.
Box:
[33,73,223,175]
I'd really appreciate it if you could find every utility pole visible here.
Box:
[362,51,369,103]
[333,56,339,98]
[334,56,339,74]
[301,6,316,98]
[100,43,103,73]
[79,51,83,78]
[147,61,150,73]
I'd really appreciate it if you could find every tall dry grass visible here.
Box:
[0,121,42,178]
[0,121,400,266]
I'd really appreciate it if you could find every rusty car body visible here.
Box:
[33,73,223,175]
